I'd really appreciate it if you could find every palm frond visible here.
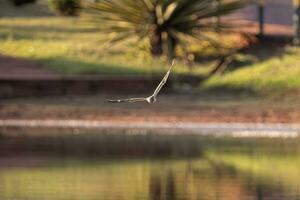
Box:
[83,0,248,59]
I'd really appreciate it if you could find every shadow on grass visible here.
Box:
[0,24,98,42]
[225,40,288,73]
[0,0,52,17]
[0,31,72,42]
[196,38,289,79]
[38,56,150,76]
[199,85,259,97]
[198,39,291,95]
[0,24,97,34]
[38,56,208,90]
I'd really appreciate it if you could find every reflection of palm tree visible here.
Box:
[149,171,177,200]
[149,174,162,200]
[256,185,264,200]
[166,172,176,200]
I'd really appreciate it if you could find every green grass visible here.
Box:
[0,17,214,76]
[203,46,300,96]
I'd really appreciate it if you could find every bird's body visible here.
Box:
[107,60,175,104]
[146,96,156,104]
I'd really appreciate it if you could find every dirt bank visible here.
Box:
[1,95,300,123]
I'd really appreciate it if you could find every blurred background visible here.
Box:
[1,0,300,200]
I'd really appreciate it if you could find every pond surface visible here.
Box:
[0,130,300,200]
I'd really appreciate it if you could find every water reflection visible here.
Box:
[148,160,300,200]
[1,132,300,200]
[0,155,299,200]
[149,171,177,200]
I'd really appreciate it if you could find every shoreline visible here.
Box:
[1,119,300,138]
[2,95,300,124]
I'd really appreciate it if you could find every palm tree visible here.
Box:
[85,0,246,59]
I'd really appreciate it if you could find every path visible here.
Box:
[0,55,57,79]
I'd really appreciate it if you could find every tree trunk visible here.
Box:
[208,55,233,76]
[149,26,163,56]
[293,0,300,45]
[167,36,176,60]
[258,0,265,37]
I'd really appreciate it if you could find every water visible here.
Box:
[1,129,300,200]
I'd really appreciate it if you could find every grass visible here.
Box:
[0,17,215,76]
[203,45,300,96]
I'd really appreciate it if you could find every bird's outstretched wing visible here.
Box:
[152,59,175,97]
[106,59,175,103]
[107,97,147,103]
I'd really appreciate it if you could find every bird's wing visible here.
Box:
[152,59,175,97]
[107,97,147,103]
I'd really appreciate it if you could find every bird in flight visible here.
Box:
[107,60,175,104]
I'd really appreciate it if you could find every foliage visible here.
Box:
[8,0,36,7]
[48,0,80,16]
[84,0,246,59]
